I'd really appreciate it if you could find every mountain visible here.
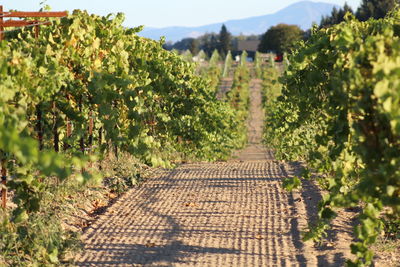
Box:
[139,1,338,42]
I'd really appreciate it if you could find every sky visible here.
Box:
[1,0,362,28]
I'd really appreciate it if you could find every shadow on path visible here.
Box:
[78,241,239,266]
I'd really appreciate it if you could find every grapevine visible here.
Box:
[264,11,400,266]
[0,10,246,265]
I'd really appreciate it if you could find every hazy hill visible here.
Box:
[139,1,338,42]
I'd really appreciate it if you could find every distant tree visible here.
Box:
[200,33,219,56]
[163,41,174,51]
[356,0,399,21]
[171,38,195,51]
[189,39,200,55]
[258,24,304,54]
[320,3,353,28]
[209,35,219,56]
[218,24,231,57]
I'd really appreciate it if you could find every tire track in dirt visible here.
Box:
[75,161,308,266]
[75,79,342,266]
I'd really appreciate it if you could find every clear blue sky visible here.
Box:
[1,0,361,28]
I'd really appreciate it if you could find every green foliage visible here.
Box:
[282,176,302,191]
[166,25,232,58]
[209,49,221,66]
[0,210,80,265]
[356,0,399,21]
[199,53,222,94]
[198,49,224,95]
[381,215,400,240]
[222,51,233,78]
[189,38,200,55]
[261,64,281,108]
[264,10,400,265]
[199,33,220,57]
[197,50,207,60]
[218,24,231,57]
[0,10,245,264]
[320,3,354,28]
[258,24,304,54]
[102,152,143,194]
[283,53,290,70]
[226,65,251,147]
[254,52,262,79]
[165,37,196,52]
[269,54,275,68]
[181,49,194,62]
[240,50,248,67]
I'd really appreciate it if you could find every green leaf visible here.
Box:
[12,208,29,223]
[282,176,302,192]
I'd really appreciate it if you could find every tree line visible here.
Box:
[165,0,399,58]
[320,0,399,28]
[260,0,400,55]
[164,24,233,58]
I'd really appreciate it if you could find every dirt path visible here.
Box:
[216,78,233,100]
[75,79,349,266]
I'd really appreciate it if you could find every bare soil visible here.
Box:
[74,79,352,266]
[216,78,233,100]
